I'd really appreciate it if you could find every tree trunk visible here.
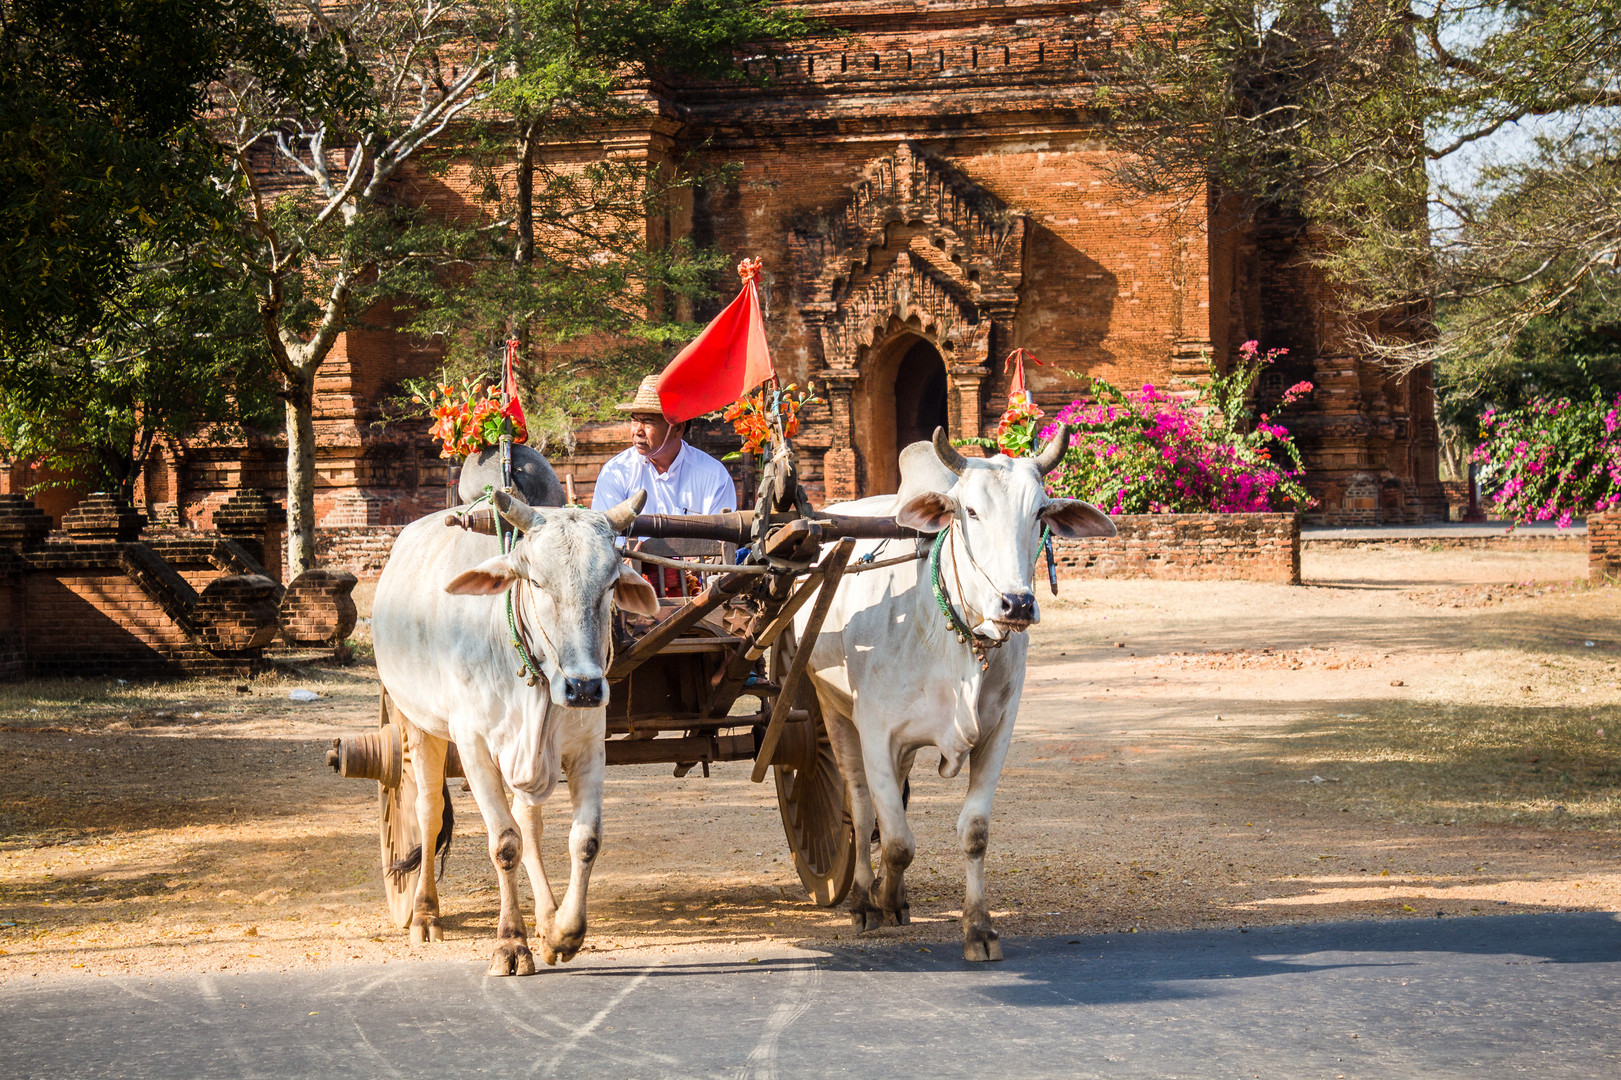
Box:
[284,369,318,578]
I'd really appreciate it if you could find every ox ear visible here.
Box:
[445,553,521,595]
[895,490,956,534]
[1041,499,1117,539]
[614,564,660,617]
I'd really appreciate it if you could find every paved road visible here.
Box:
[5,914,1619,1079]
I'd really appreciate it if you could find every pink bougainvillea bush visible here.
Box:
[1473,392,1621,527]
[1039,342,1316,514]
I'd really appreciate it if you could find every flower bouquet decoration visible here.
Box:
[722,380,821,460]
[411,377,528,460]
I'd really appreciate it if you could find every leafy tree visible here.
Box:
[398,0,812,451]
[0,0,302,353]
[213,0,812,576]
[0,252,276,499]
[1099,0,1621,382]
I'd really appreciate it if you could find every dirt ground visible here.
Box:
[2,544,1616,982]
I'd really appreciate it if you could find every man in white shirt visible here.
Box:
[591,374,737,521]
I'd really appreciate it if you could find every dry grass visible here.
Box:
[1271,700,1621,830]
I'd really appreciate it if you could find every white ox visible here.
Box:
[796,426,1115,961]
[371,491,658,976]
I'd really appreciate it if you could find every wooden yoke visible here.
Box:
[606,517,824,682]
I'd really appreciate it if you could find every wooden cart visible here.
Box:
[326,446,919,923]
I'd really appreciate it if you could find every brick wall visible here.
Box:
[1052,513,1301,584]
[316,527,406,579]
[1304,530,1585,553]
[1591,513,1621,582]
[0,534,279,679]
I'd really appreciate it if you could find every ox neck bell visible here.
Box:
[928,525,1003,671]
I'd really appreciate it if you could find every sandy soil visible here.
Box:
[1,545,1616,982]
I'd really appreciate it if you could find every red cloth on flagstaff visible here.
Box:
[656,265,774,422]
[503,340,527,440]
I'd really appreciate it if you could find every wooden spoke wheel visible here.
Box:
[769,632,855,907]
[376,692,450,928]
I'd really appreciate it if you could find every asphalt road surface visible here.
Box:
[5,914,1618,1079]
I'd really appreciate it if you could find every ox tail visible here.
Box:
[387,782,455,881]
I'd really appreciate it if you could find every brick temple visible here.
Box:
[6,0,1445,538]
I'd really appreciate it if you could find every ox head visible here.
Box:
[444,490,659,709]
[894,426,1116,637]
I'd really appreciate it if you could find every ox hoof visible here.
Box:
[409,919,443,945]
[963,930,1003,963]
[543,934,584,966]
[850,905,884,934]
[891,903,911,927]
[487,942,536,977]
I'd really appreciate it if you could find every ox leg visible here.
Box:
[864,734,914,928]
[460,743,536,977]
[407,730,449,945]
[822,706,883,933]
[958,720,1016,963]
[516,798,558,946]
[541,739,604,966]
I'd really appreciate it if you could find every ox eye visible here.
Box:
[965,507,979,520]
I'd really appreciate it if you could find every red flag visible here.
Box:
[502,339,528,442]
[1003,347,1044,406]
[657,258,775,422]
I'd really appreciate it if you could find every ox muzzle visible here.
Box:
[562,676,605,708]
[993,590,1037,631]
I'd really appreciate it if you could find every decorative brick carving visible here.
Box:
[279,568,359,646]
[0,494,51,550]
[60,493,145,543]
[194,574,282,652]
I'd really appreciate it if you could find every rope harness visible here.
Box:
[929,521,1055,670]
[506,582,547,686]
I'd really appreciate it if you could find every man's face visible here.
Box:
[630,413,675,457]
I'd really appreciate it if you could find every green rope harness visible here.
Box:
[929,522,1055,657]
[506,587,543,685]
[929,525,980,646]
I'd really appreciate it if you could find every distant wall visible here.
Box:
[1053,513,1300,584]
[1303,530,1586,553]
[315,527,406,580]
[1591,513,1621,582]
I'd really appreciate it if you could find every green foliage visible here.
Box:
[394,0,817,449]
[0,250,276,497]
[0,0,307,354]
[1473,391,1621,526]
[1105,0,1621,377]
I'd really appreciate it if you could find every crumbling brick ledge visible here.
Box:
[1052,513,1301,585]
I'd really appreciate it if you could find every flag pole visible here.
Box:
[500,338,518,553]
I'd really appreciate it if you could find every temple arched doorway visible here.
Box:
[894,338,950,453]
[857,333,950,495]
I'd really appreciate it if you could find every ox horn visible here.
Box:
[932,427,969,476]
[493,489,542,534]
[1034,422,1072,475]
[604,489,647,535]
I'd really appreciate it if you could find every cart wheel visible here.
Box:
[769,633,855,907]
[379,752,420,929]
[376,692,451,929]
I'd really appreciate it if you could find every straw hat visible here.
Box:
[615,374,670,418]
